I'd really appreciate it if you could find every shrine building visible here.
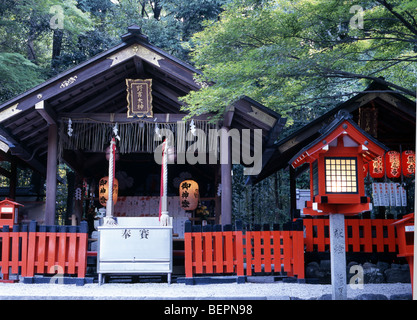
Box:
[0,26,286,238]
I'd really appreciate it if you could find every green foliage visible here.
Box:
[102,0,227,61]
[0,0,95,98]
[0,53,44,102]
[0,0,228,103]
[0,161,36,188]
[56,164,71,225]
[160,0,225,41]
[232,165,290,226]
[182,0,417,127]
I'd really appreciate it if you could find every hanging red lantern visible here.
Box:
[386,151,401,179]
[363,162,368,177]
[179,180,199,210]
[99,176,119,207]
[402,150,415,177]
[369,155,384,178]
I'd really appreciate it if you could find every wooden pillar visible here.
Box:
[289,166,297,220]
[214,166,221,225]
[44,124,58,225]
[36,100,58,225]
[220,126,232,225]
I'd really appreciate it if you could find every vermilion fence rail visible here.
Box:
[184,221,305,280]
[26,221,88,278]
[184,224,245,277]
[0,221,88,281]
[303,218,398,253]
[0,225,28,282]
[244,229,305,279]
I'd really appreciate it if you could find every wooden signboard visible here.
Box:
[126,79,153,118]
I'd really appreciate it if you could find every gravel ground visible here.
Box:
[0,281,411,300]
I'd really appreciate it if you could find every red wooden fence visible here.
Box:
[184,222,305,280]
[26,222,88,278]
[245,230,305,279]
[184,225,245,277]
[0,218,404,282]
[0,225,28,282]
[303,218,398,253]
[0,221,88,281]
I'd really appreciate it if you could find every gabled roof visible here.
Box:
[251,81,416,183]
[290,112,389,168]
[0,198,24,207]
[223,96,287,168]
[0,25,205,174]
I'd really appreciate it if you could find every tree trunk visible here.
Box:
[274,171,281,210]
[51,29,63,69]
[152,0,162,20]
[27,35,37,63]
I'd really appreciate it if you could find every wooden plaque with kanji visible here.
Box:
[126,79,153,118]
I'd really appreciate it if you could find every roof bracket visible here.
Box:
[35,100,57,125]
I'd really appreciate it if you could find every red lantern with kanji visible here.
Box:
[386,151,401,179]
[99,176,119,207]
[179,180,199,210]
[402,150,415,177]
[369,155,385,178]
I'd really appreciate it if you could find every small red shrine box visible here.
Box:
[392,213,414,285]
[290,113,388,216]
[0,199,23,228]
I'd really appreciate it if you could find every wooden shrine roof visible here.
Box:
[290,115,389,169]
[0,25,285,178]
[251,82,416,183]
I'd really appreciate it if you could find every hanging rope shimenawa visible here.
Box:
[58,117,218,158]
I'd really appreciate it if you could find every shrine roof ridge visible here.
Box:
[289,113,389,168]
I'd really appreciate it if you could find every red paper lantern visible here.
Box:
[369,155,384,178]
[386,151,401,179]
[402,150,415,177]
[99,177,119,207]
[179,180,199,210]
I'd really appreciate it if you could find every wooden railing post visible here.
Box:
[184,220,193,278]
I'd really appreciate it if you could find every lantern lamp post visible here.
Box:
[290,111,388,299]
